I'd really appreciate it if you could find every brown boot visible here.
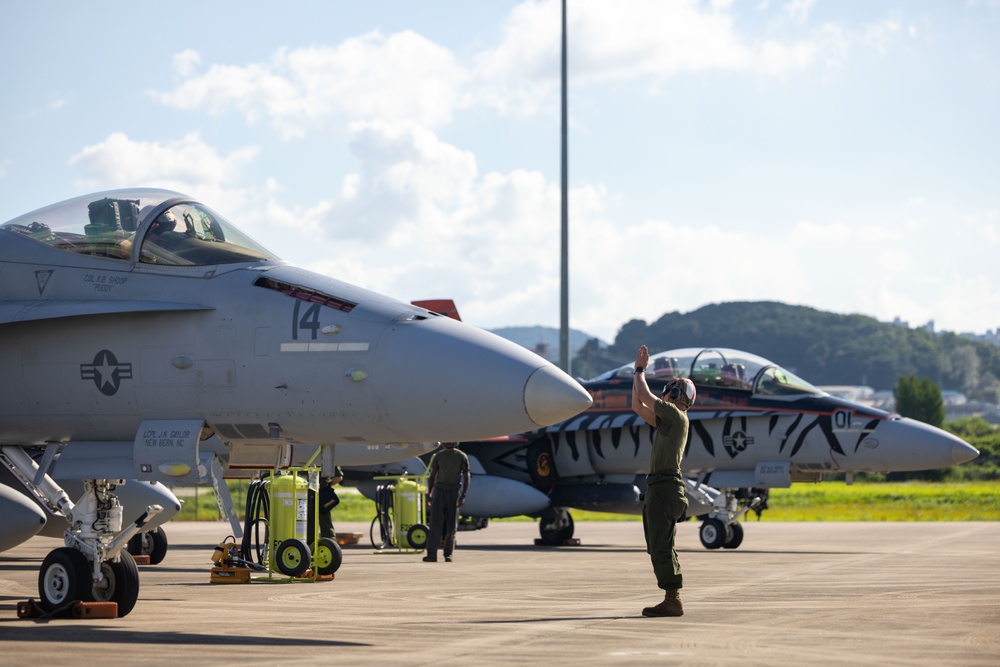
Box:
[642,589,683,617]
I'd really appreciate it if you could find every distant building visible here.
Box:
[960,328,1000,347]
[941,390,968,407]
[891,316,934,333]
[817,385,875,403]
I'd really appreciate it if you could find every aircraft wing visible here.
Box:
[0,299,213,324]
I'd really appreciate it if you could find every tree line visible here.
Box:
[573,301,1000,402]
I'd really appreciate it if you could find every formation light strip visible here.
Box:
[280,342,370,352]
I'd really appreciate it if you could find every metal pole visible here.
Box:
[559,0,570,374]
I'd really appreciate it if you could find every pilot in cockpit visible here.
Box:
[119,208,182,257]
[145,210,192,251]
[150,210,179,235]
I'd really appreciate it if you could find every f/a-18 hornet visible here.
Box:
[375,347,979,549]
[0,188,592,615]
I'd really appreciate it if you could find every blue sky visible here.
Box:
[2,0,998,344]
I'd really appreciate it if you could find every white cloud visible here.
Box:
[862,16,904,54]
[172,49,202,78]
[149,0,851,135]
[318,119,479,241]
[67,132,260,207]
[292,121,571,324]
[58,2,984,342]
[783,0,816,24]
[472,0,830,114]
[150,31,467,138]
[61,121,1000,343]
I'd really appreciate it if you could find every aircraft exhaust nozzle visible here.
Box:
[524,365,593,427]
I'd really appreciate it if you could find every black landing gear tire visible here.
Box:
[538,507,575,543]
[38,547,92,614]
[92,550,141,617]
[699,518,727,550]
[722,522,744,549]
[127,527,169,564]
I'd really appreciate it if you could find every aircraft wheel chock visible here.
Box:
[699,518,727,550]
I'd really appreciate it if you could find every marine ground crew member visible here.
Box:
[423,442,471,563]
[632,344,697,617]
[318,466,344,539]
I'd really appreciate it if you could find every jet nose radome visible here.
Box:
[370,315,591,443]
[524,364,593,427]
[874,417,979,471]
[952,440,979,465]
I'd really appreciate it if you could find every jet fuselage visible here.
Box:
[467,347,979,515]
[0,189,592,453]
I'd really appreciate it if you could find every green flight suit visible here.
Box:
[642,398,689,590]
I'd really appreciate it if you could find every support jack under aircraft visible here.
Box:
[355,347,980,550]
[0,189,592,615]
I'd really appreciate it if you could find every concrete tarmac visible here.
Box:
[1,520,998,666]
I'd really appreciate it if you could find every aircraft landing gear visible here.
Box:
[457,516,488,531]
[1,446,161,617]
[697,487,756,550]
[127,526,169,564]
[698,517,744,550]
[537,506,574,544]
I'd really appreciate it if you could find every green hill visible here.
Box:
[573,301,1000,401]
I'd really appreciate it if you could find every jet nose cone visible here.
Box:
[952,440,979,465]
[524,364,593,427]
[371,315,592,442]
[875,417,981,472]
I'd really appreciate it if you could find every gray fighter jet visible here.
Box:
[0,188,592,615]
[372,347,980,550]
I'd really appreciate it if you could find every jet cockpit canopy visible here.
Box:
[1,188,278,266]
[593,347,823,398]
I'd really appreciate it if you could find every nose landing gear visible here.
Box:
[2,445,159,617]
[695,486,767,550]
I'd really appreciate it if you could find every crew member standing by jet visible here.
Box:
[423,442,471,563]
[318,466,344,539]
[632,344,696,617]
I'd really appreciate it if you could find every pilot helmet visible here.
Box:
[663,377,696,409]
